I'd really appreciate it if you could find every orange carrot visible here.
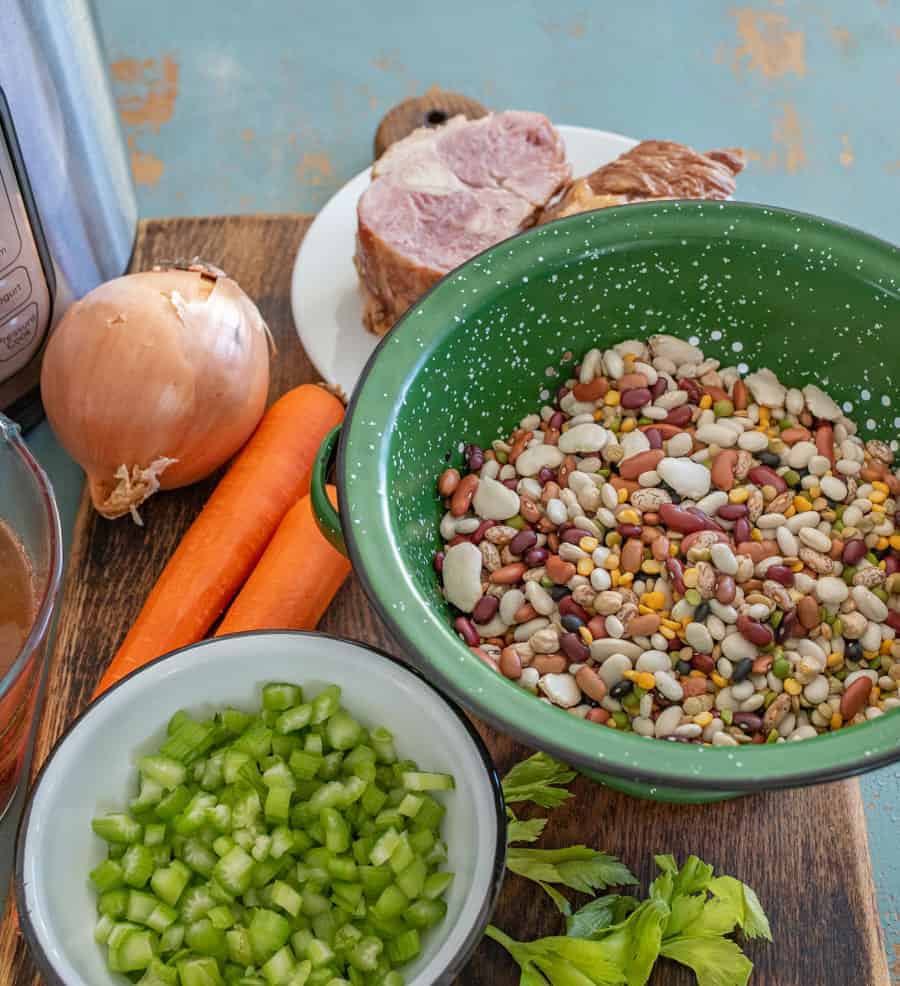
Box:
[215,487,350,636]
[94,384,344,695]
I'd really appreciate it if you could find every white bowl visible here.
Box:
[16,631,506,986]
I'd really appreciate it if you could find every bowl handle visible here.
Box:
[311,425,347,556]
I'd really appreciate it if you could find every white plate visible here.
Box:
[291,124,638,398]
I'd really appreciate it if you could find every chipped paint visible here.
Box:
[840,134,855,169]
[373,52,403,72]
[773,102,808,174]
[542,14,589,38]
[728,8,807,79]
[830,26,858,55]
[886,160,900,175]
[295,152,333,186]
[113,55,179,132]
[126,134,164,187]
[241,129,255,143]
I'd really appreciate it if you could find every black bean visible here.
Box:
[561,614,585,632]
[610,679,633,698]
[549,585,570,602]
[845,640,862,663]
[694,601,710,622]
[731,657,754,683]
[676,660,693,676]
[759,451,781,467]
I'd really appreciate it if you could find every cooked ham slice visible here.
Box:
[355,111,570,336]
[542,140,745,223]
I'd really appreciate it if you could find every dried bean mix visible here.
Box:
[435,334,900,746]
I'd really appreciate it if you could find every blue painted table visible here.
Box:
[3,0,898,977]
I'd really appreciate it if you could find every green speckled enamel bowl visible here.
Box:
[312,201,900,801]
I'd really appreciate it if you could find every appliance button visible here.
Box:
[0,266,31,321]
[0,302,38,362]
[0,173,22,272]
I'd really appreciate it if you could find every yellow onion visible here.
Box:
[41,263,271,522]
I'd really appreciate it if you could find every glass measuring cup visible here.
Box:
[0,413,61,818]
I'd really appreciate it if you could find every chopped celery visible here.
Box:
[87,681,455,984]
[263,683,304,712]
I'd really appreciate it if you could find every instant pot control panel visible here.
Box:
[0,86,54,388]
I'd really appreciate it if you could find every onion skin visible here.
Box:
[41,267,270,520]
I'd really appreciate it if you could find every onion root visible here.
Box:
[90,457,178,525]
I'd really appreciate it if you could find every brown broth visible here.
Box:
[0,520,35,678]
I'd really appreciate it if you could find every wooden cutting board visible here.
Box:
[0,215,889,986]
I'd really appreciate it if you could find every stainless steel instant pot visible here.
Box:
[0,0,136,427]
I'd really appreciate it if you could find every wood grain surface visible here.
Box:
[0,216,890,986]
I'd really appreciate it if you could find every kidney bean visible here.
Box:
[619,372,649,390]
[842,539,867,565]
[619,448,665,480]
[618,523,643,538]
[733,712,763,733]
[691,652,715,673]
[780,426,811,444]
[558,455,577,489]
[621,387,651,409]
[621,538,645,573]
[559,596,590,622]
[840,677,873,720]
[454,617,480,646]
[628,613,661,636]
[748,465,787,493]
[887,555,900,576]
[886,610,900,633]
[815,423,835,464]
[717,503,748,521]
[510,530,538,555]
[587,615,608,639]
[465,444,485,471]
[663,404,693,427]
[556,386,569,402]
[450,474,479,516]
[499,646,522,680]
[490,563,527,584]
[472,519,497,545]
[732,379,749,410]
[659,502,708,534]
[561,528,592,545]
[645,428,663,449]
[472,595,499,624]
[796,595,819,630]
[737,614,774,646]
[501,478,517,490]
[433,551,445,573]
[687,507,723,532]
[752,654,774,674]
[766,564,795,586]
[514,603,539,624]
[438,468,461,496]
[560,632,590,662]
[549,411,565,430]
[666,557,687,593]
[546,555,576,584]
[538,467,556,484]
[650,377,668,399]
[532,654,568,675]
[575,666,608,702]
[525,547,549,567]
[716,574,736,604]
[733,517,752,544]
[678,377,701,403]
[572,376,609,402]
[775,610,799,643]
[446,534,470,547]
